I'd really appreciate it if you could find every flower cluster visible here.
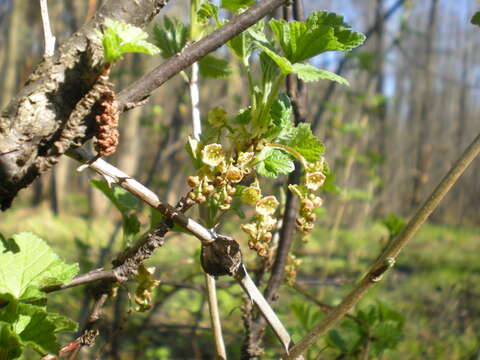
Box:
[289,158,326,235]
[241,194,279,257]
[187,143,254,211]
[284,254,302,285]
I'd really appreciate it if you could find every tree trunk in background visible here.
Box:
[1,1,22,108]
[373,0,387,215]
[410,0,438,209]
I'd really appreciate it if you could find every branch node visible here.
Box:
[369,257,395,282]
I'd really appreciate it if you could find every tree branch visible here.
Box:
[284,132,480,359]
[0,0,169,210]
[116,0,288,111]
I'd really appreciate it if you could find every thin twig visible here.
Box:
[117,0,288,111]
[284,132,480,359]
[206,274,227,359]
[39,0,55,57]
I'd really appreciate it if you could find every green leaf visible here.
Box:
[14,304,58,354]
[292,63,349,85]
[234,108,252,125]
[256,148,294,178]
[198,55,231,78]
[381,214,406,238]
[153,16,188,59]
[282,123,324,162]
[46,312,78,334]
[0,322,22,360]
[90,180,139,214]
[256,44,293,75]
[471,11,480,26]
[264,93,294,141]
[0,233,78,300]
[269,11,365,63]
[198,3,220,25]
[149,208,190,234]
[221,0,256,12]
[0,302,64,355]
[122,214,141,246]
[99,19,160,63]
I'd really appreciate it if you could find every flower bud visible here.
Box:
[187,175,200,187]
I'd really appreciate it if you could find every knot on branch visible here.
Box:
[200,235,242,277]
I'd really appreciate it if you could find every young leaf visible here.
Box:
[292,63,349,85]
[153,16,188,59]
[256,44,293,75]
[221,0,256,12]
[282,123,325,162]
[99,19,160,63]
[269,11,365,63]
[264,93,294,140]
[0,233,78,300]
[198,2,220,25]
[256,148,295,178]
[198,55,232,78]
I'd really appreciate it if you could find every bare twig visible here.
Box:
[206,274,227,359]
[39,0,55,57]
[284,132,480,359]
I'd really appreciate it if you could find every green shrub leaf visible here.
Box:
[292,63,349,85]
[0,233,78,301]
[199,55,231,78]
[256,148,294,178]
[269,11,365,63]
[153,16,188,59]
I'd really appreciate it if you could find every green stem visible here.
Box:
[243,58,256,111]
[254,74,286,135]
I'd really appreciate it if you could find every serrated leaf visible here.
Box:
[221,0,256,12]
[269,11,365,63]
[0,322,22,359]
[0,233,78,300]
[99,19,160,63]
[153,16,188,59]
[282,123,324,162]
[471,11,480,26]
[264,94,294,141]
[90,180,139,214]
[198,55,231,78]
[256,148,294,178]
[292,63,349,85]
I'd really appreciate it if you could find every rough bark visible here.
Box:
[0,0,168,210]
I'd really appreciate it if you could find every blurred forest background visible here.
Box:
[1,0,480,359]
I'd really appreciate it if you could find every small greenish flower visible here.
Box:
[241,186,262,205]
[241,223,258,239]
[259,215,277,231]
[237,152,255,168]
[201,143,225,167]
[226,166,243,183]
[256,196,279,216]
[207,107,227,127]
[305,171,326,191]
